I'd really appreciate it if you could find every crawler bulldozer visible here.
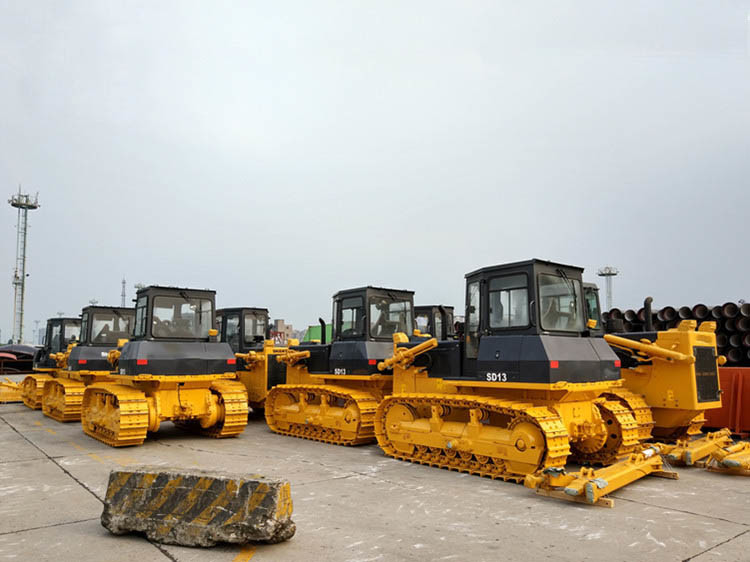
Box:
[374,260,676,506]
[20,317,81,409]
[79,286,248,447]
[217,307,289,412]
[415,305,455,340]
[41,305,135,422]
[264,286,418,445]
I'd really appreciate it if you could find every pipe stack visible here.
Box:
[605,301,750,367]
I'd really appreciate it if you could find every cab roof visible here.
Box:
[333,286,414,299]
[80,305,134,315]
[135,285,216,296]
[217,307,269,314]
[465,259,584,278]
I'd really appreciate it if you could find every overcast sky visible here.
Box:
[1,1,749,342]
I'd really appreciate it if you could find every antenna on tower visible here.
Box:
[121,277,127,307]
[597,266,620,311]
[9,186,40,343]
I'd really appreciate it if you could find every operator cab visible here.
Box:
[34,317,82,369]
[118,286,235,376]
[294,286,416,375]
[68,306,135,371]
[217,307,270,354]
[406,260,620,384]
[415,305,455,340]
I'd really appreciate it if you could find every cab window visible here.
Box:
[50,324,62,352]
[415,312,430,334]
[135,297,148,337]
[466,282,480,358]
[64,323,80,344]
[338,297,365,338]
[81,313,89,344]
[433,311,443,338]
[369,297,413,340]
[152,296,213,339]
[90,311,133,345]
[489,275,529,329]
[244,312,267,343]
[539,274,584,332]
[225,314,240,351]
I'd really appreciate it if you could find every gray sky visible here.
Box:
[2,1,749,342]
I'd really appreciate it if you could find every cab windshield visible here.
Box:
[415,312,430,334]
[539,273,584,332]
[64,323,81,344]
[152,295,213,339]
[244,312,267,343]
[90,311,134,345]
[369,296,413,339]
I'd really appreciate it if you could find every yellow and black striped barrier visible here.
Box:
[101,466,295,547]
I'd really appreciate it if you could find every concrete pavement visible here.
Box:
[1,394,749,562]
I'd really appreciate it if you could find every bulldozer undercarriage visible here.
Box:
[42,378,87,422]
[20,374,55,409]
[81,381,248,447]
[265,384,379,446]
[372,391,684,506]
[375,394,571,482]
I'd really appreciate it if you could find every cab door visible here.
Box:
[225,313,241,353]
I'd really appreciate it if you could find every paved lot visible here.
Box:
[1,381,749,562]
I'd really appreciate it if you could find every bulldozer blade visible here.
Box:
[0,378,22,403]
[707,441,750,475]
[662,429,735,466]
[525,446,675,507]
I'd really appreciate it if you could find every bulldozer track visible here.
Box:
[174,381,249,438]
[42,378,86,422]
[374,394,570,482]
[265,384,379,446]
[21,374,55,409]
[604,389,655,442]
[81,384,149,447]
[570,399,640,465]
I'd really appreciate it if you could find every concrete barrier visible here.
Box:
[101,466,295,547]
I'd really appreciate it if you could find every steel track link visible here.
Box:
[175,382,249,438]
[265,384,379,446]
[374,393,570,483]
[21,374,54,409]
[42,378,86,422]
[604,389,655,442]
[571,399,640,465]
[81,385,149,447]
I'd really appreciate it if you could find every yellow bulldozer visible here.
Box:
[216,307,292,414]
[19,317,81,409]
[41,305,135,422]
[79,286,248,447]
[264,286,420,445]
[373,259,680,506]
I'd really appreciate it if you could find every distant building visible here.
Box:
[271,319,294,344]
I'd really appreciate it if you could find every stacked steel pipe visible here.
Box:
[604,301,750,367]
